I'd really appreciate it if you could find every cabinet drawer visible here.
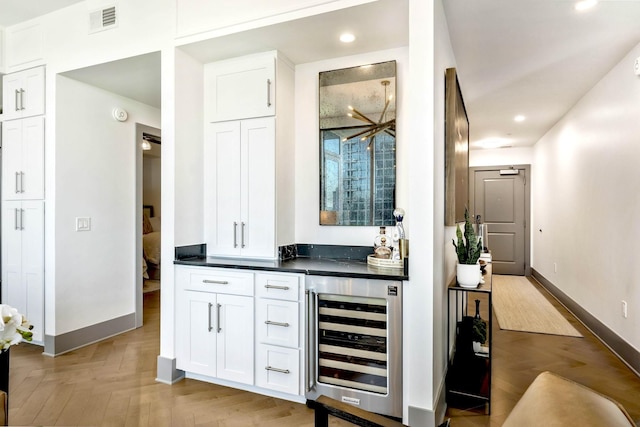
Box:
[181,268,254,296]
[257,299,299,348]
[255,273,300,301]
[256,344,300,395]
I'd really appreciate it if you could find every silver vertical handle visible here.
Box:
[15,172,20,194]
[233,222,238,248]
[216,303,222,333]
[241,222,246,248]
[20,89,26,110]
[266,79,272,107]
[15,90,20,111]
[20,172,25,193]
[208,303,213,332]
[14,208,19,230]
[20,209,24,230]
[305,289,317,392]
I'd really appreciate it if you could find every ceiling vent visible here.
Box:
[89,5,118,34]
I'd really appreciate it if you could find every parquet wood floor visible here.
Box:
[7,278,640,426]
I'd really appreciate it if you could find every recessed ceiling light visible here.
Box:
[340,33,356,43]
[575,0,597,11]
[514,115,526,122]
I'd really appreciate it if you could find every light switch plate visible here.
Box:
[76,217,91,231]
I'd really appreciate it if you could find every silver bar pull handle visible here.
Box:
[15,90,20,111]
[14,208,19,230]
[15,172,20,193]
[216,303,222,333]
[241,222,246,248]
[20,209,24,230]
[20,89,25,110]
[265,366,290,374]
[202,279,229,285]
[266,79,272,107]
[20,172,25,193]
[233,222,238,248]
[208,303,213,332]
[306,290,317,392]
[264,320,289,328]
[264,284,290,291]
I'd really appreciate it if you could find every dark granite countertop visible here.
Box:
[174,255,408,281]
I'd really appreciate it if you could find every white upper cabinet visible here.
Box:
[2,66,45,121]
[2,117,45,200]
[205,53,276,122]
[205,117,276,258]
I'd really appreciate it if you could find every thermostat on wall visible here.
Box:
[635,57,640,76]
[112,107,128,122]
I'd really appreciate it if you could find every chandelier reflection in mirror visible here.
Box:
[319,61,397,226]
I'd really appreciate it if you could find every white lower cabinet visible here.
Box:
[176,267,305,401]
[176,267,254,385]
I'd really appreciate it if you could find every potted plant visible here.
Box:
[452,208,483,288]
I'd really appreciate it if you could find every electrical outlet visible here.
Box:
[622,300,628,319]
[553,262,557,273]
[76,217,91,231]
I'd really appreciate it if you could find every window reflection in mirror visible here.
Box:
[319,61,396,226]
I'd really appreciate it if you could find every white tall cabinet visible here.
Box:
[204,118,275,258]
[203,51,295,259]
[1,65,45,344]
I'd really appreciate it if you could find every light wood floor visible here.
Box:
[7,279,640,426]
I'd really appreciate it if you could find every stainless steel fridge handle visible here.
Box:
[305,289,317,392]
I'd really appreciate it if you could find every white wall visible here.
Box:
[294,47,409,246]
[469,146,534,167]
[55,75,160,335]
[143,156,162,218]
[532,42,640,352]
[433,0,458,414]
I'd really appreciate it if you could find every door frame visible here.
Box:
[470,164,531,276]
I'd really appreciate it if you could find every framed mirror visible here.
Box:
[319,60,397,226]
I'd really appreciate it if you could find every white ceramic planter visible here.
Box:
[457,263,481,288]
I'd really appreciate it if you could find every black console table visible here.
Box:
[446,264,492,414]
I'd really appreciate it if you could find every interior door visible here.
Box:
[471,167,528,275]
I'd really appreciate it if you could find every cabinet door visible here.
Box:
[240,117,275,258]
[1,67,45,120]
[2,121,23,200]
[21,201,44,343]
[1,201,43,343]
[208,54,275,122]
[205,121,242,256]
[2,201,25,316]
[216,294,254,384]
[20,66,46,118]
[21,117,45,200]
[2,73,24,120]
[1,117,44,200]
[177,291,218,377]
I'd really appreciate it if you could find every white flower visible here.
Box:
[0,304,33,350]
